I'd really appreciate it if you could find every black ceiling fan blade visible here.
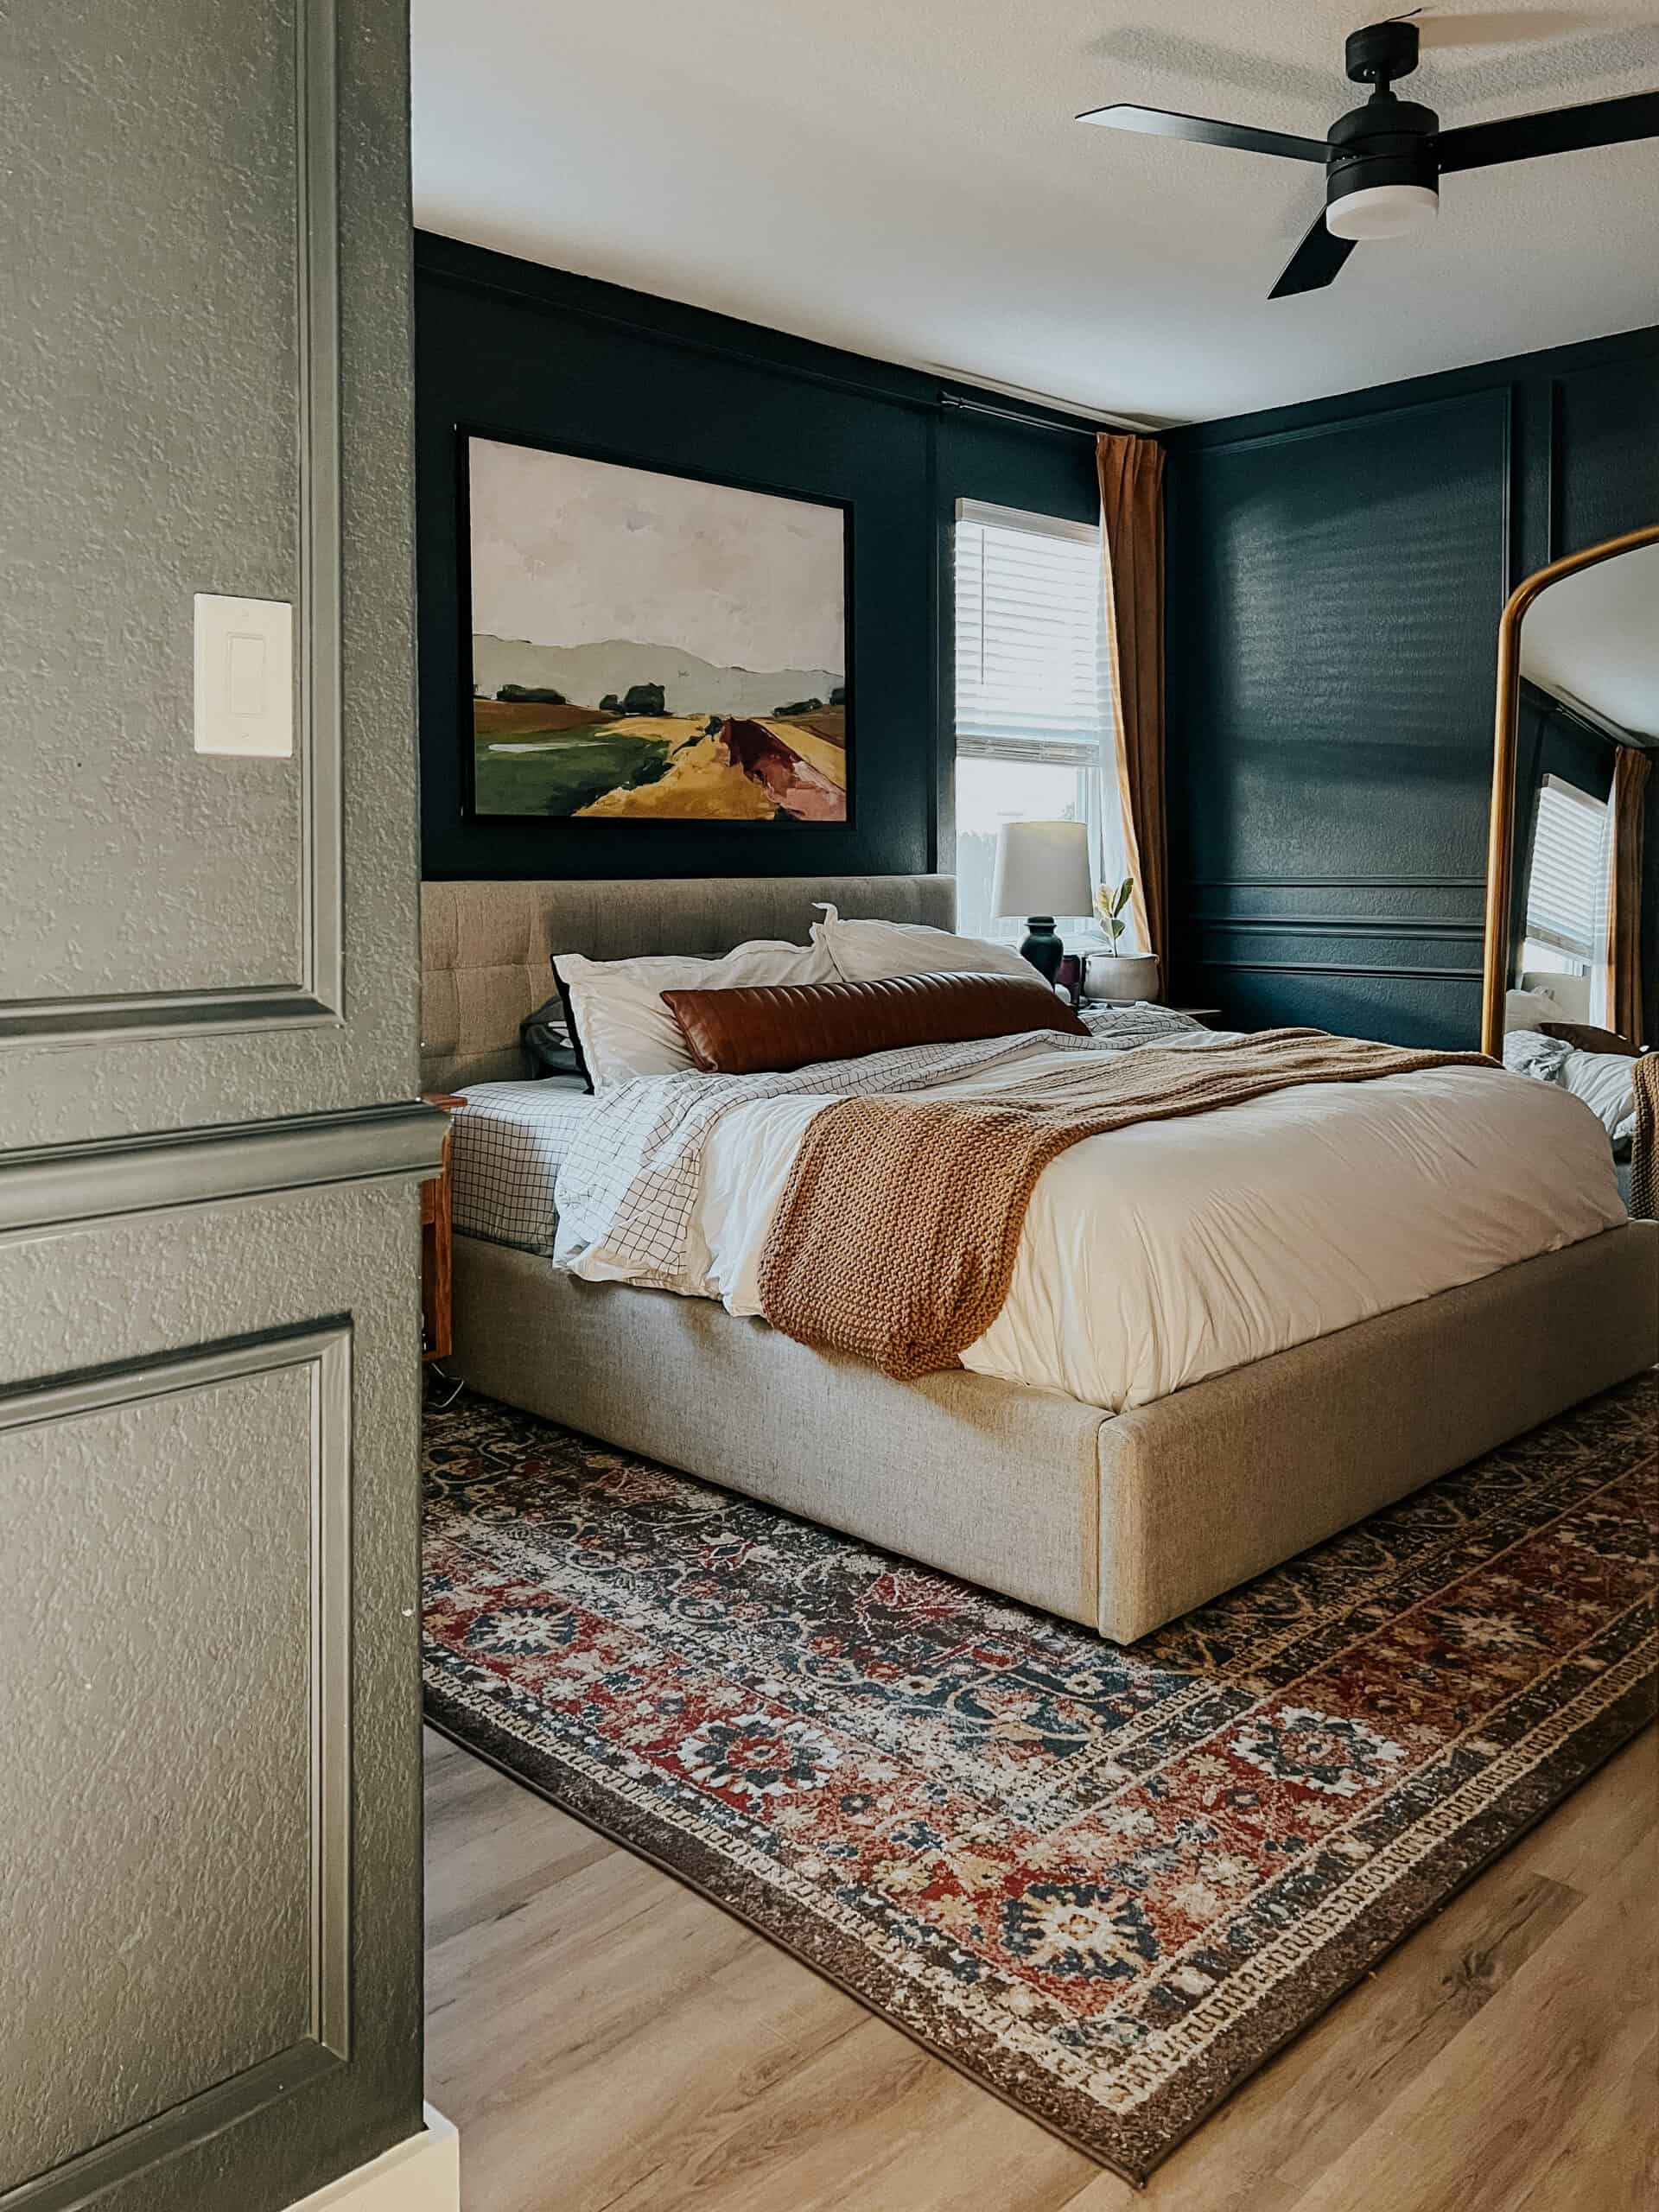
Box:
[1077,103,1328,164]
[1268,212,1357,300]
[1438,89,1659,174]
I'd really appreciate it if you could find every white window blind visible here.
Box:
[1524,773,1609,965]
[953,499,1110,765]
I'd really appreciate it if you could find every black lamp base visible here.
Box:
[1019,917,1064,984]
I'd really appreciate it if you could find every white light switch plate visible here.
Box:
[194,593,293,757]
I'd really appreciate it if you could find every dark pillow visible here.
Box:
[661,969,1086,1077]
[519,994,585,1083]
[1540,1020,1639,1058]
[547,967,594,1092]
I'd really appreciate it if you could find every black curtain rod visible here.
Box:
[938,391,1116,442]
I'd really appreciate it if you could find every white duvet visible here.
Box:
[553,1026,1625,1414]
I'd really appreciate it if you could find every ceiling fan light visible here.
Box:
[1325,181,1439,240]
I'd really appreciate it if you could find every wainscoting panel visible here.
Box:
[415,235,1104,888]
[417,240,938,884]
[1198,964,1484,1049]
[1165,326,1659,1041]
[1554,356,1659,556]
[0,1172,430,2212]
[0,1327,349,2204]
[1167,389,1511,898]
[0,0,422,1154]
[0,0,323,1033]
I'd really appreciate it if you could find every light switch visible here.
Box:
[194,593,293,757]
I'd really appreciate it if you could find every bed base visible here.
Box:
[448,1223,1657,1644]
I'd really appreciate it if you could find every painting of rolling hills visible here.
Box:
[467,437,849,823]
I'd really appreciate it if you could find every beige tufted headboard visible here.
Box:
[420,873,957,1091]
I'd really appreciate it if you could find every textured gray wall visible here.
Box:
[0,2,434,2208]
[0,1186,432,2211]
[0,0,422,1152]
[0,1,304,1006]
[3,1366,316,2184]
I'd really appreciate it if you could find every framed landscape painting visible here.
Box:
[463,434,850,823]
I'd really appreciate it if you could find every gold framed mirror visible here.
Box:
[1482,522,1659,1058]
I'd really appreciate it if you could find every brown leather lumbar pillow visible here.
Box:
[1540,1020,1639,1058]
[662,969,1087,1077]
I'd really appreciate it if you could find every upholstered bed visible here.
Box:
[421,874,1659,1643]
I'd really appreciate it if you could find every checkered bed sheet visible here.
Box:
[453,1009,1205,1271]
[554,1012,1206,1294]
[449,1079,596,1255]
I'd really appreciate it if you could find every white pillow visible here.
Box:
[810,904,1035,986]
[1557,1047,1639,1142]
[1502,1029,1571,1081]
[553,937,837,1086]
[1504,985,1562,1033]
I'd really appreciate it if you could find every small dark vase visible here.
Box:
[1019,916,1064,984]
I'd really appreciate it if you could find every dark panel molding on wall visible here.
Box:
[1165,321,1659,1046]
[416,232,1104,883]
[1196,917,1485,938]
[1190,875,1486,888]
[1199,958,1485,982]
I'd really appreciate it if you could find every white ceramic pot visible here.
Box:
[1083,951,1161,1005]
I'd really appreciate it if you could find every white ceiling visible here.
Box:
[411,2,1659,424]
[1522,540,1659,738]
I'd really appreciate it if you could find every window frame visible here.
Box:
[949,497,1116,940]
[1522,772,1610,969]
[950,497,1110,768]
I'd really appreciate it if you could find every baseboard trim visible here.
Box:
[283,2107,459,2211]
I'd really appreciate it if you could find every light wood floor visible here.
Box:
[425,1724,1657,2212]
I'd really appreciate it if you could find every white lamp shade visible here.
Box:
[992,819,1094,920]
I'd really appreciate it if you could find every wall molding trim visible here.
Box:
[1164,322,1659,454]
[1192,915,1485,939]
[1166,382,1504,464]
[0,0,345,1055]
[0,1322,353,2212]
[0,1101,447,1237]
[296,0,346,1022]
[1186,875,1487,891]
[0,982,345,1050]
[1195,957,1484,982]
[419,231,941,421]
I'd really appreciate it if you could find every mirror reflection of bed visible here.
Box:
[1488,531,1659,1216]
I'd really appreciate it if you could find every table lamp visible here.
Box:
[992,819,1094,985]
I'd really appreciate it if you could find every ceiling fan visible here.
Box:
[1078,16,1659,298]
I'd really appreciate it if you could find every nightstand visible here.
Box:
[420,1094,465,1363]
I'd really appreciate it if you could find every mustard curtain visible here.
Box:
[1607,743,1650,1045]
[1096,433,1167,961]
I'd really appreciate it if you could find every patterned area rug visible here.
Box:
[422,1377,1656,2182]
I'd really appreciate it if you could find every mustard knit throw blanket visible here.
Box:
[755,1027,1495,1379]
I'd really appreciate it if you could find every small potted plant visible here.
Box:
[1083,877,1161,1005]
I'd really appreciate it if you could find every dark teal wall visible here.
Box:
[416,233,1100,881]
[1164,326,1659,1046]
[417,239,1657,1027]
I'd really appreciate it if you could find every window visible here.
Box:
[1522,773,1609,981]
[951,499,1127,942]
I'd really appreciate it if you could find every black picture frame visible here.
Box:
[456,424,856,830]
